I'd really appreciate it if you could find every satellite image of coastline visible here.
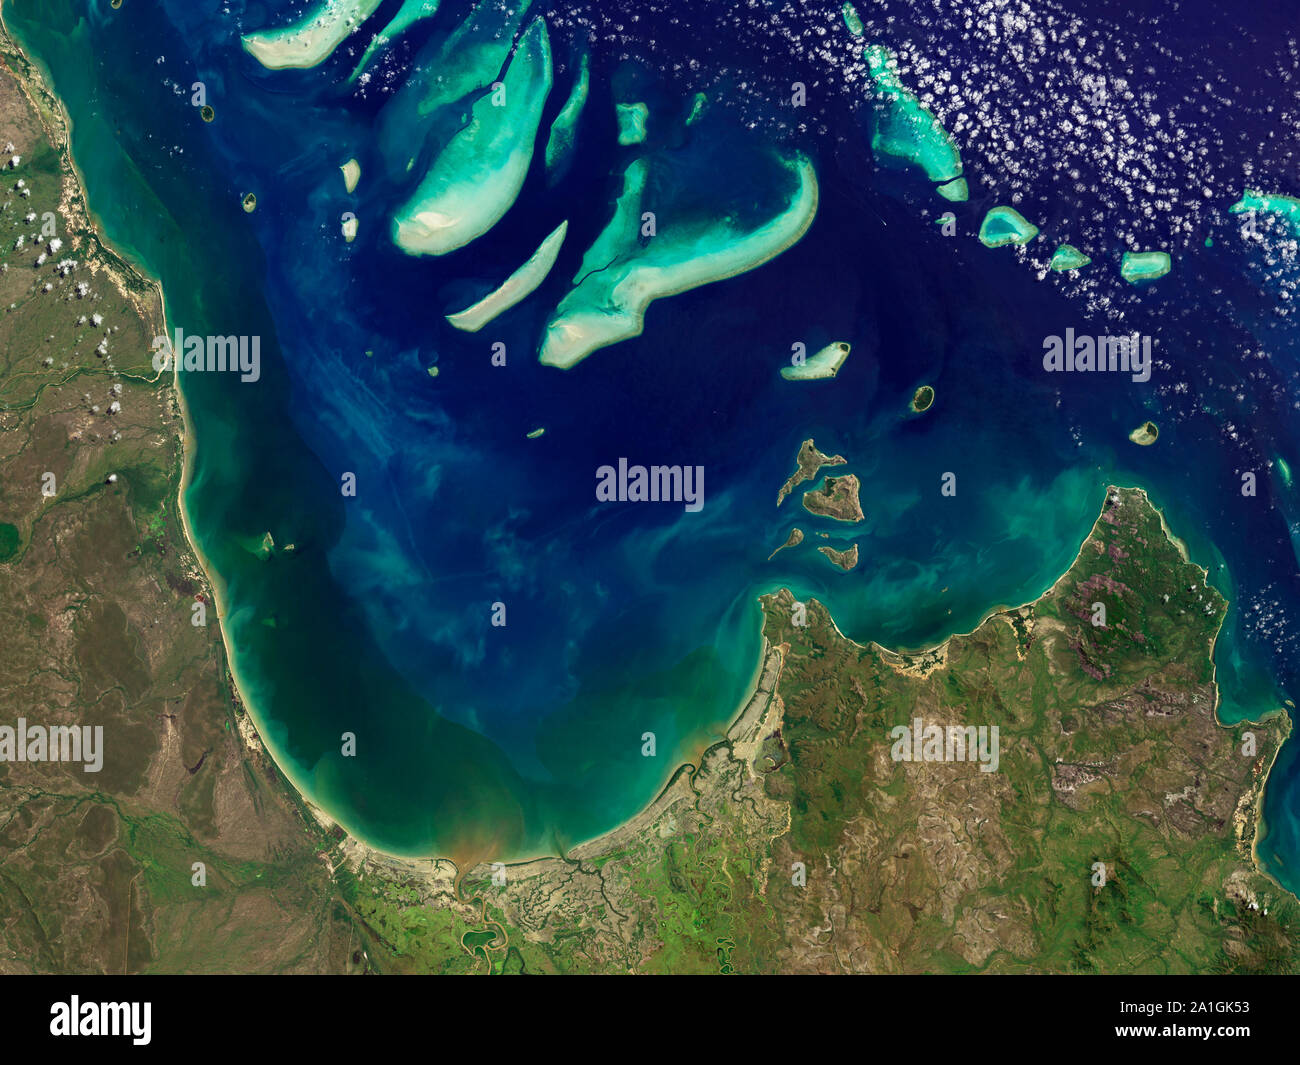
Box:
[2,0,1300,1006]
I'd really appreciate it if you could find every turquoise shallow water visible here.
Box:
[8,0,1300,880]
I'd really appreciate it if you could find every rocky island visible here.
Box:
[818,543,859,571]
[801,474,864,523]
[776,438,847,506]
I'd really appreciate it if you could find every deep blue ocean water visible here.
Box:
[8,0,1300,882]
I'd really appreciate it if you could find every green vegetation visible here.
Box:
[336,488,1295,974]
[1,29,1291,976]
[0,522,19,561]
[0,43,363,975]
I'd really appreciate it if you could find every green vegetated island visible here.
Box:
[800,473,864,523]
[817,543,859,571]
[4,8,1296,975]
[771,440,861,572]
[338,485,1295,973]
[775,438,846,506]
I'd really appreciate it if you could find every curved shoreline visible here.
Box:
[6,24,1289,901]
[803,481,1291,895]
[0,17,397,861]
[9,13,766,868]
